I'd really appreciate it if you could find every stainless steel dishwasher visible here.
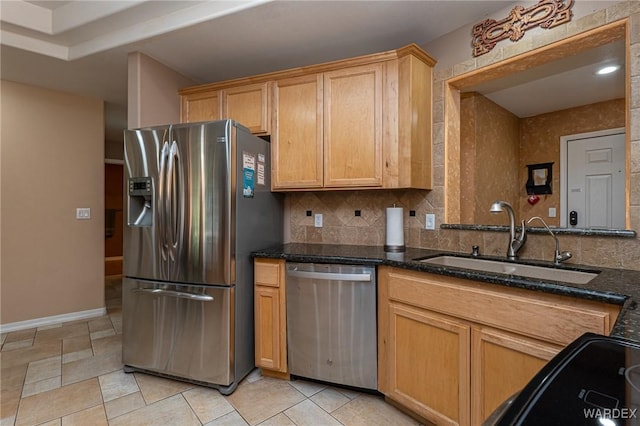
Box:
[286,262,377,390]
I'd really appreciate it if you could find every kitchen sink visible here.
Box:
[417,255,599,285]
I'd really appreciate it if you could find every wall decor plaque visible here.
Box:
[472,0,574,57]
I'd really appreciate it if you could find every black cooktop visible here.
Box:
[497,333,640,425]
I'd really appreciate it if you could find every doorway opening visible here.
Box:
[105,160,124,276]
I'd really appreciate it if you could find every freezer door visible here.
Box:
[124,121,231,285]
[122,278,234,386]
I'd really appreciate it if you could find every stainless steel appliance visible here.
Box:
[286,263,377,390]
[122,120,283,395]
[486,332,640,425]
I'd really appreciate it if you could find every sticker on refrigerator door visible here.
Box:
[256,151,266,186]
[242,151,256,198]
[243,151,255,171]
[243,169,255,197]
[257,162,265,186]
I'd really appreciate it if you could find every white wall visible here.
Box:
[127,52,197,128]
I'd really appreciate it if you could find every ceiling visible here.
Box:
[0,0,626,142]
[463,39,625,118]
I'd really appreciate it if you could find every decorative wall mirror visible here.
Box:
[444,20,630,231]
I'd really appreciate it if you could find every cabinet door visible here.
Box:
[323,64,383,187]
[181,92,221,123]
[271,74,323,189]
[255,285,284,371]
[223,83,270,134]
[385,302,470,426]
[471,327,559,425]
[254,259,287,373]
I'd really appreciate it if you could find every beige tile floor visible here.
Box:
[1,277,420,426]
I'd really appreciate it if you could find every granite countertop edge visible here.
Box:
[441,223,637,238]
[253,243,640,341]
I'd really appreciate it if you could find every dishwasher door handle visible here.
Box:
[287,269,372,282]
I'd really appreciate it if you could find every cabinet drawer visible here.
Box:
[254,259,282,287]
[382,267,619,346]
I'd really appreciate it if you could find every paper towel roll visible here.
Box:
[385,207,405,252]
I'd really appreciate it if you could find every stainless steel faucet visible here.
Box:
[490,200,527,259]
[527,216,572,265]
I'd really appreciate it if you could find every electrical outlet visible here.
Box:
[314,213,323,228]
[548,207,557,218]
[425,213,435,230]
[76,208,91,219]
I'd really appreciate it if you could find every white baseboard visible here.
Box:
[0,307,107,333]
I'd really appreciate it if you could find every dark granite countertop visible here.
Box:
[441,223,637,238]
[253,243,640,341]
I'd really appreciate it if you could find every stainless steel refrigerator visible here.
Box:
[122,119,282,395]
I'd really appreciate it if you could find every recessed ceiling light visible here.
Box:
[596,65,620,75]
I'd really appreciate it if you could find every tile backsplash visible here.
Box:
[287,190,435,247]
[286,190,640,271]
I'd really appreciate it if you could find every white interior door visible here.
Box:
[562,129,625,229]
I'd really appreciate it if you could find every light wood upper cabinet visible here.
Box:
[179,44,436,190]
[271,64,383,189]
[385,53,434,189]
[323,64,383,188]
[272,74,323,189]
[181,91,221,123]
[378,266,620,425]
[254,258,287,374]
[223,82,270,134]
[271,52,433,191]
[179,82,269,134]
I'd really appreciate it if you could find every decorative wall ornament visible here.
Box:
[526,162,554,195]
[472,0,574,57]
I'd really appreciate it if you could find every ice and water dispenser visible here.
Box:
[127,177,153,226]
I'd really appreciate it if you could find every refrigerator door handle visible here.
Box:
[167,141,184,274]
[158,141,170,272]
[133,288,214,302]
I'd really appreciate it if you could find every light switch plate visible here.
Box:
[548,207,557,218]
[314,213,323,228]
[76,208,91,219]
[425,213,435,230]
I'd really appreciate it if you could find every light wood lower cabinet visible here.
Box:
[378,266,620,425]
[386,303,470,426]
[254,258,287,375]
[470,327,558,425]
